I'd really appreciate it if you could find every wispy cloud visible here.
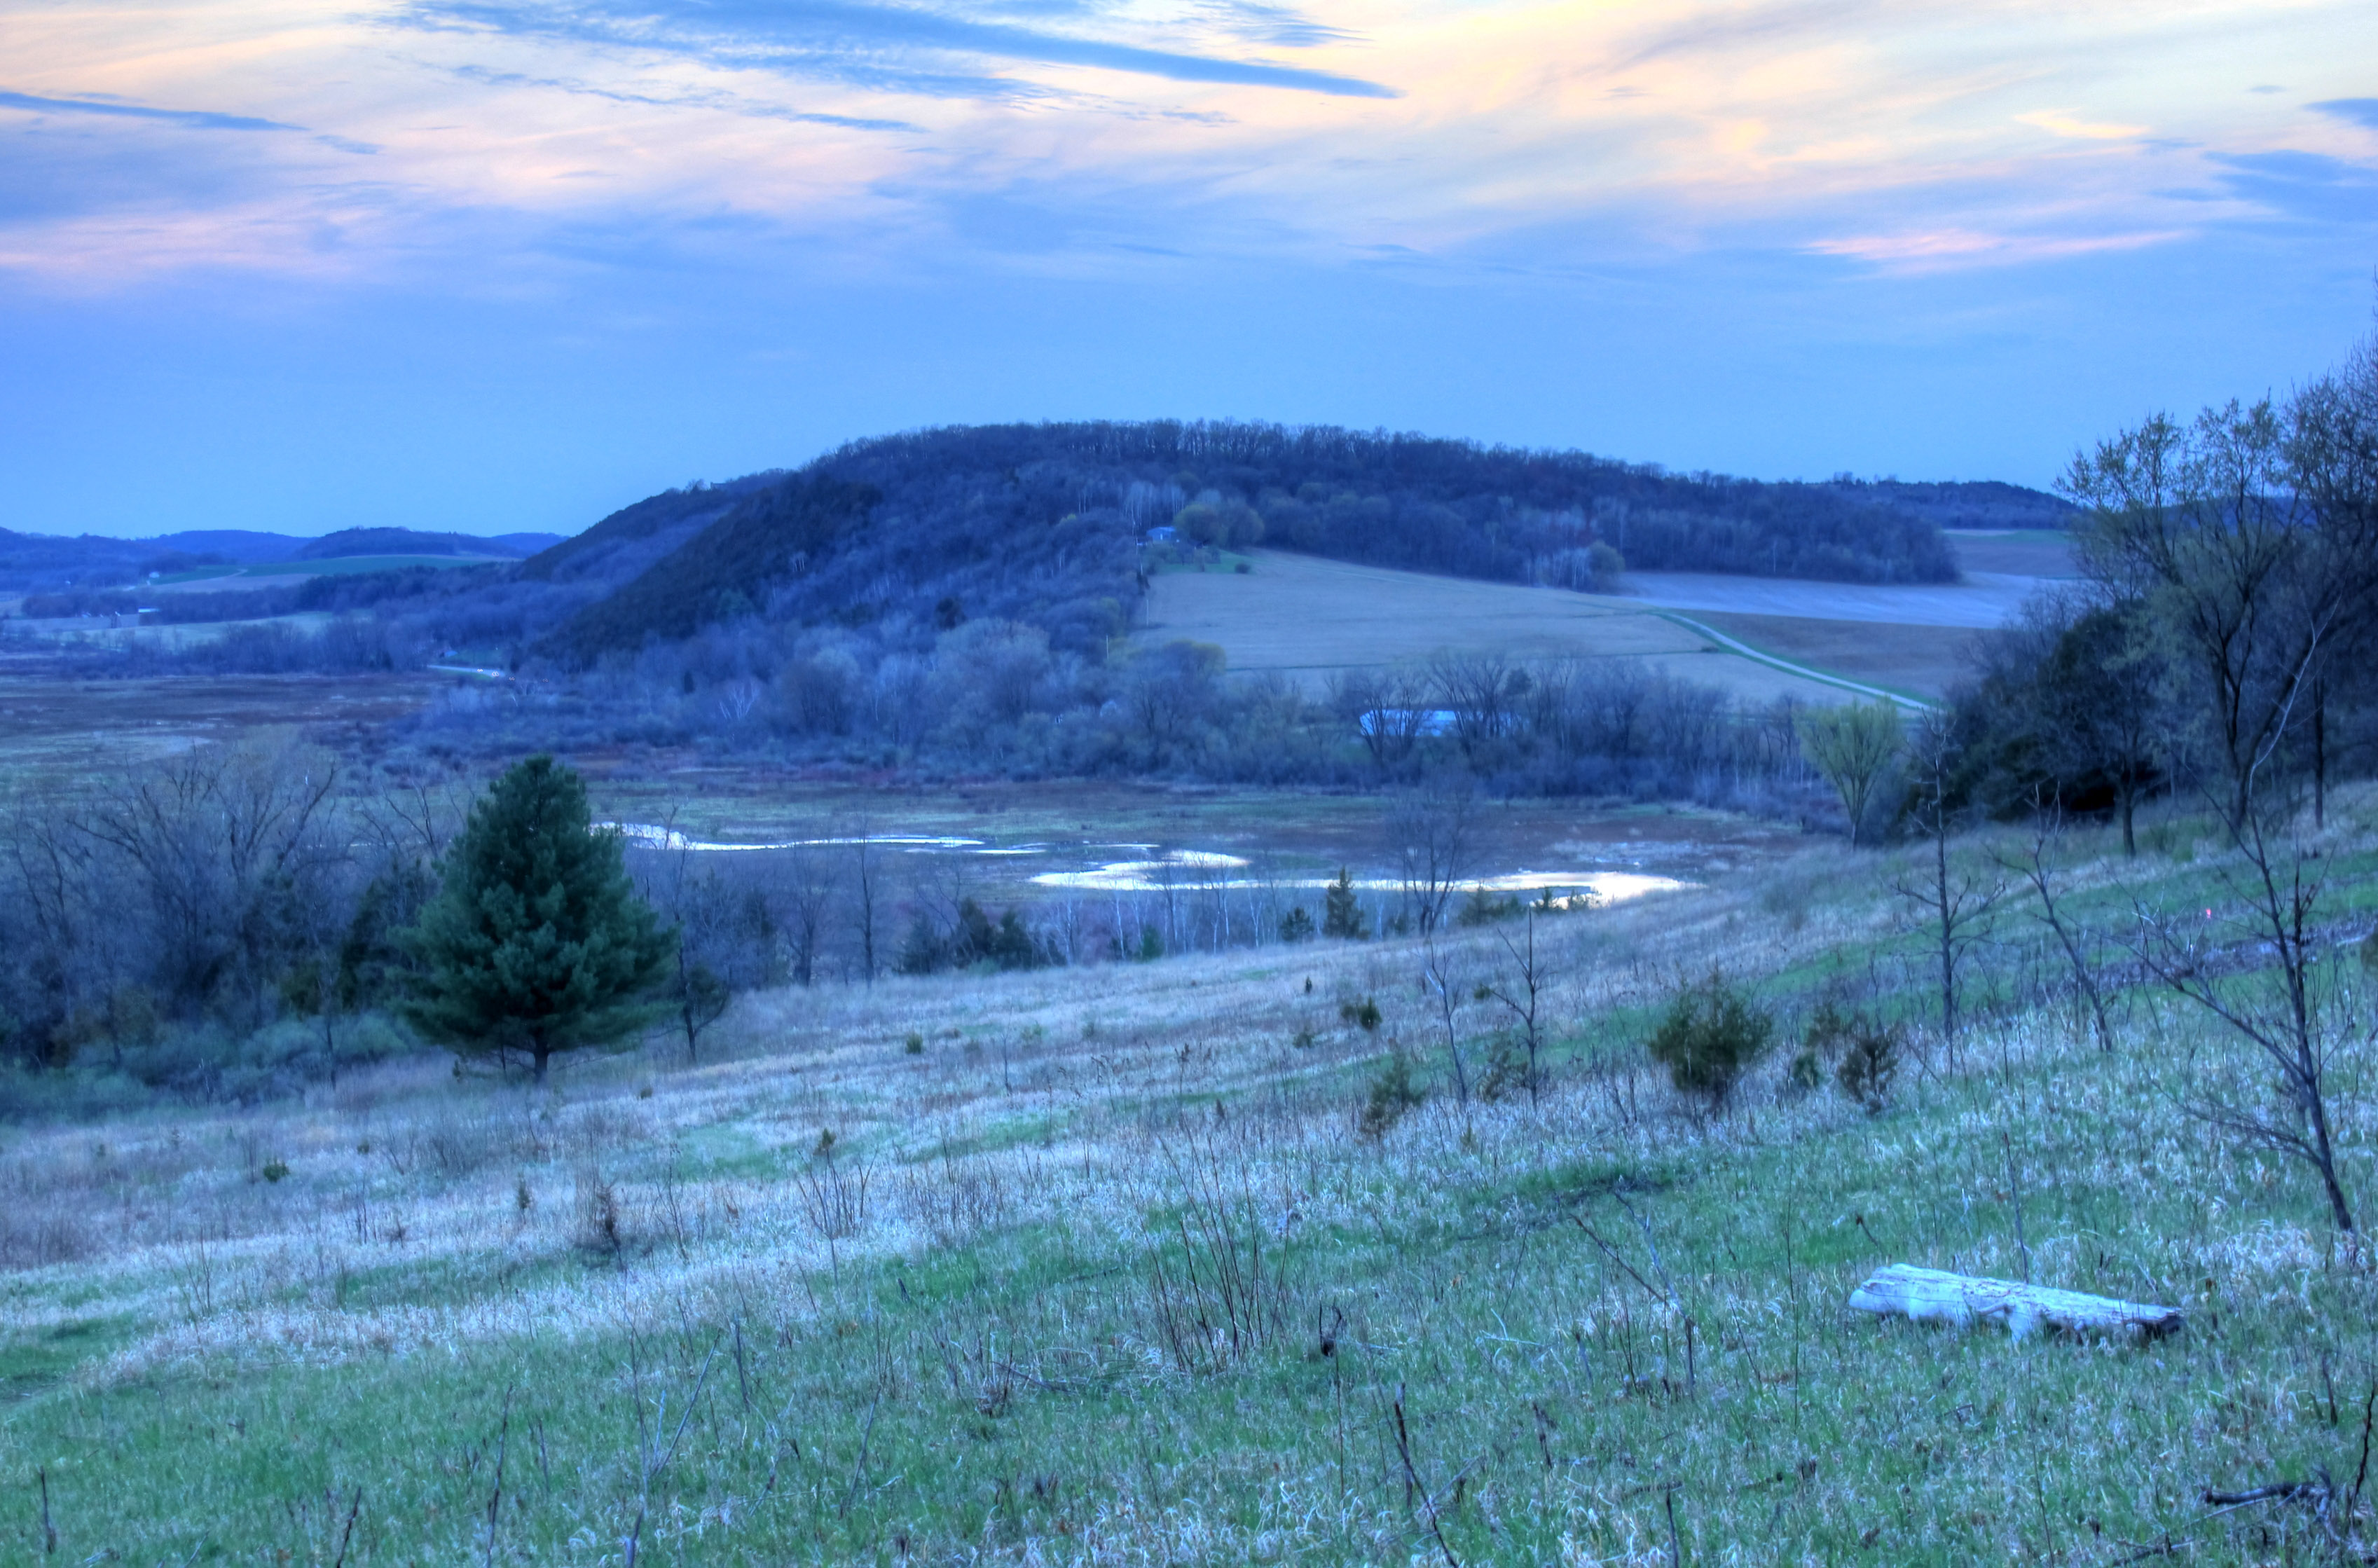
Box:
[0,88,299,133]
[394,0,1401,99]
[0,0,2370,291]
[2016,109,2147,142]
[1808,226,2183,272]
[443,62,923,130]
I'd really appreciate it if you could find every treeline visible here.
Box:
[0,654,1836,1104]
[0,526,558,593]
[1917,334,2378,845]
[411,622,1821,809]
[27,421,1975,692]
[0,747,779,1103]
[539,420,1962,664]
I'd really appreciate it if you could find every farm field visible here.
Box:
[150,554,517,589]
[1683,611,1983,700]
[1611,568,2043,629]
[5,792,2375,1564]
[1941,528,2079,578]
[1140,551,1869,705]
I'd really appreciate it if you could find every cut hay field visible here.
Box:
[1141,553,1874,706]
[6,792,2377,1564]
[1683,612,1984,700]
[1141,549,2037,703]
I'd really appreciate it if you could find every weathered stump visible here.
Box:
[1846,1264,2185,1341]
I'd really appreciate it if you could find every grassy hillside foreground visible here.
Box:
[4,800,2378,1564]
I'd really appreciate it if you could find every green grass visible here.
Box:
[9,1033,2369,1564]
[5,797,2377,1563]
[1151,549,1258,575]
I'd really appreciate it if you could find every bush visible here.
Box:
[1647,972,1773,1108]
[1799,996,1902,1114]
[1339,996,1382,1032]
[1358,1052,1424,1138]
[1834,1021,1904,1115]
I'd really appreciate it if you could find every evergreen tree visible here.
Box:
[404,757,673,1083]
[1321,867,1370,940]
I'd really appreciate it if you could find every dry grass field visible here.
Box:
[1140,553,1865,705]
[1683,612,1984,700]
[6,790,2378,1564]
[1141,549,2051,703]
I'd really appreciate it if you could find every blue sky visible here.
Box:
[1,0,2373,539]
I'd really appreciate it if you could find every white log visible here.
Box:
[1846,1264,2185,1342]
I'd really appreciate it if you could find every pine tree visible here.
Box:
[1321,867,1369,940]
[404,757,674,1083]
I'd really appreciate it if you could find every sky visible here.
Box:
[1,0,2374,539]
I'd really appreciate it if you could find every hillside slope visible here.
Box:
[542,420,1982,664]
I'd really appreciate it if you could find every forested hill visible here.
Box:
[1826,478,2077,532]
[544,420,1973,661]
[0,525,562,592]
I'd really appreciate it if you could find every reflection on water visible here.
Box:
[1032,859,1689,906]
[603,823,1690,908]
[602,823,1008,854]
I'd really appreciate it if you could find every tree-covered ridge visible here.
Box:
[0,526,562,592]
[539,420,1965,663]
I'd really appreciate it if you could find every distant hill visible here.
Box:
[1827,479,2077,532]
[296,528,550,561]
[0,525,569,592]
[540,420,1968,664]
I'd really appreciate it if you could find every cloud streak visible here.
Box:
[0,89,300,133]
[397,0,1401,99]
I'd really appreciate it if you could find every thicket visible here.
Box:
[1943,338,2378,842]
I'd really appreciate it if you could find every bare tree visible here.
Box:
[1474,906,1554,1103]
[772,839,839,987]
[2068,399,2378,834]
[1889,713,2005,1044]
[2133,650,2359,1232]
[1385,784,1473,939]
[1328,668,1431,775]
[845,820,884,984]
[1992,806,2115,1052]
[75,743,342,1027]
[1421,937,1471,1106]
[1427,654,1526,763]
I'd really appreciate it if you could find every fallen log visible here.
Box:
[1846,1264,2185,1341]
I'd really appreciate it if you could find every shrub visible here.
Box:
[1477,1040,1527,1102]
[1455,886,1522,928]
[1358,1052,1424,1138]
[1834,1022,1904,1115]
[1278,906,1315,943]
[1339,996,1382,1032]
[1800,995,1902,1114]
[573,1164,624,1256]
[1647,972,1773,1108]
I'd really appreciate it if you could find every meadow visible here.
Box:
[1141,551,2004,703]
[5,784,2375,1565]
